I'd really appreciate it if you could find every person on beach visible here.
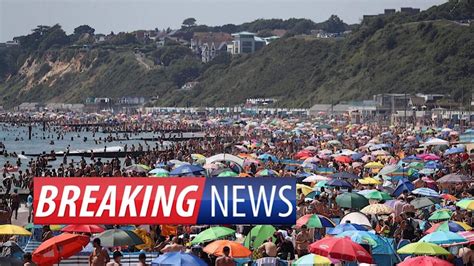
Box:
[215,246,235,266]
[89,238,110,266]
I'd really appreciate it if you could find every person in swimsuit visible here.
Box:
[89,238,110,266]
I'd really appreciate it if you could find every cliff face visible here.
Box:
[0,1,473,108]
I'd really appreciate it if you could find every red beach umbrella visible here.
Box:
[61,224,105,234]
[309,236,373,264]
[33,233,90,265]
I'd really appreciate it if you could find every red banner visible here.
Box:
[34,177,206,224]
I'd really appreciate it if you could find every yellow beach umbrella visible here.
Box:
[364,162,384,169]
[0,224,32,235]
[297,184,314,196]
[358,177,382,185]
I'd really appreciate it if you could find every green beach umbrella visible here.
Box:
[397,242,450,255]
[364,190,392,201]
[336,192,369,209]
[408,162,424,170]
[217,171,238,177]
[190,226,235,244]
[428,209,452,221]
[243,225,276,249]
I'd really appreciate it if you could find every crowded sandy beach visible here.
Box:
[0,109,472,266]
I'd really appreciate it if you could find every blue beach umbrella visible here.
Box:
[327,222,368,235]
[326,179,352,188]
[419,231,467,245]
[169,164,205,176]
[151,252,207,266]
[412,188,440,198]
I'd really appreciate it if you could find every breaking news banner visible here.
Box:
[33,177,296,225]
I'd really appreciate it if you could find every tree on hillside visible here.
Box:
[182,18,197,27]
[38,24,70,51]
[32,25,51,36]
[320,15,347,33]
[74,25,95,35]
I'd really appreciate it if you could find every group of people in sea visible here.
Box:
[0,110,473,266]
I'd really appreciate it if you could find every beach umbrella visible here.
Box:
[379,164,400,175]
[169,164,205,176]
[217,170,238,177]
[364,162,384,169]
[297,184,314,195]
[358,177,381,185]
[258,153,279,162]
[340,212,372,227]
[124,164,150,173]
[32,233,90,265]
[428,209,452,221]
[0,225,32,236]
[96,229,144,247]
[360,204,394,215]
[444,147,464,156]
[204,240,252,258]
[149,168,169,177]
[243,225,276,248]
[327,140,342,146]
[393,181,414,197]
[397,242,450,255]
[425,161,442,169]
[458,231,474,244]
[419,231,467,245]
[256,169,279,177]
[335,231,395,254]
[411,197,438,209]
[362,190,392,201]
[336,192,369,209]
[331,172,359,179]
[326,179,352,188]
[309,237,373,264]
[334,155,352,163]
[412,188,440,198]
[293,254,333,266]
[24,224,63,231]
[295,150,314,160]
[441,194,457,201]
[190,227,235,244]
[296,214,336,229]
[191,154,206,164]
[398,256,453,266]
[315,167,336,175]
[425,221,472,233]
[437,174,471,184]
[151,252,207,266]
[327,223,368,235]
[423,138,449,146]
[303,157,320,164]
[456,199,474,210]
[303,175,331,183]
[61,224,105,234]
[408,162,425,170]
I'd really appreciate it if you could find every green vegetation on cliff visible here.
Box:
[0,1,473,108]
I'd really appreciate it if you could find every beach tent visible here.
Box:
[205,153,244,169]
[340,212,371,228]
